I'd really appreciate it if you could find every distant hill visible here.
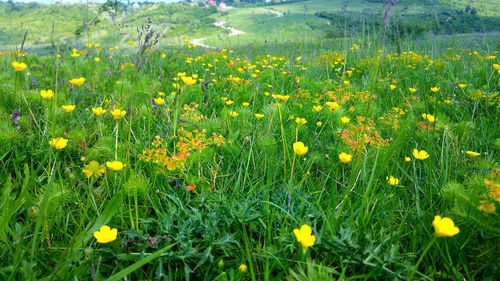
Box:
[1,0,499,52]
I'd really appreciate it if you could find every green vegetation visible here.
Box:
[0,0,499,280]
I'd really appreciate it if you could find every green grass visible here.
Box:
[0,27,499,280]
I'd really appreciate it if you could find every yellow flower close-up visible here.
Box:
[106,160,125,171]
[69,77,86,86]
[293,141,308,156]
[49,137,68,150]
[40,90,54,100]
[293,224,316,250]
[413,149,429,160]
[61,104,76,113]
[12,61,27,72]
[339,152,352,163]
[432,215,460,237]
[93,225,118,244]
[92,107,106,116]
[110,108,126,120]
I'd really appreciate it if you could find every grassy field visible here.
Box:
[2,0,500,51]
[1,30,500,280]
[0,0,499,280]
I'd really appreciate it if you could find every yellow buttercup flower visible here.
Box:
[386,176,399,186]
[181,76,196,86]
[432,215,459,237]
[106,161,125,171]
[230,111,239,118]
[421,113,436,123]
[154,97,165,106]
[465,151,480,157]
[92,107,106,116]
[93,225,118,244]
[343,80,351,86]
[40,90,54,100]
[312,105,323,112]
[404,156,411,162]
[316,121,322,126]
[238,264,248,273]
[293,224,316,250]
[242,102,250,107]
[49,137,68,150]
[340,116,350,124]
[110,108,126,120]
[295,117,307,126]
[225,100,234,105]
[293,141,308,156]
[412,149,429,160]
[69,77,86,86]
[389,84,397,91]
[82,161,106,178]
[408,87,417,94]
[431,86,440,93]
[326,101,340,111]
[61,104,76,113]
[12,61,27,72]
[458,83,467,89]
[338,152,352,163]
[255,113,265,119]
[274,94,290,102]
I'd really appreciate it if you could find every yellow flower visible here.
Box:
[238,264,248,273]
[154,97,165,106]
[316,121,322,126]
[110,108,126,120]
[295,117,307,126]
[431,86,440,93]
[340,116,350,124]
[338,152,352,163]
[225,100,234,105]
[458,83,467,89]
[293,141,308,156]
[94,57,100,62]
[274,94,290,102]
[40,90,54,100]
[493,63,500,70]
[49,137,68,150]
[293,224,316,250]
[326,101,340,111]
[181,76,196,86]
[343,80,351,86]
[255,113,265,119]
[61,104,76,113]
[408,87,417,94]
[106,161,125,171]
[312,105,323,112]
[82,161,106,178]
[92,107,106,116]
[389,84,397,91]
[432,215,459,237]
[404,156,411,162]
[93,225,118,244]
[465,151,480,157]
[230,111,239,117]
[242,102,250,107]
[412,149,429,160]
[421,113,436,123]
[386,176,400,186]
[12,61,27,72]
[69,77,86,86]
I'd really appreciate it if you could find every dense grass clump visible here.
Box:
[0,37,499,280]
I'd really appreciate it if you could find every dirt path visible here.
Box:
[190,6,283,49]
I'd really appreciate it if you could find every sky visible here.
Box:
[13,0,185,3]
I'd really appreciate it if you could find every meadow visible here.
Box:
[1,0,500,280]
